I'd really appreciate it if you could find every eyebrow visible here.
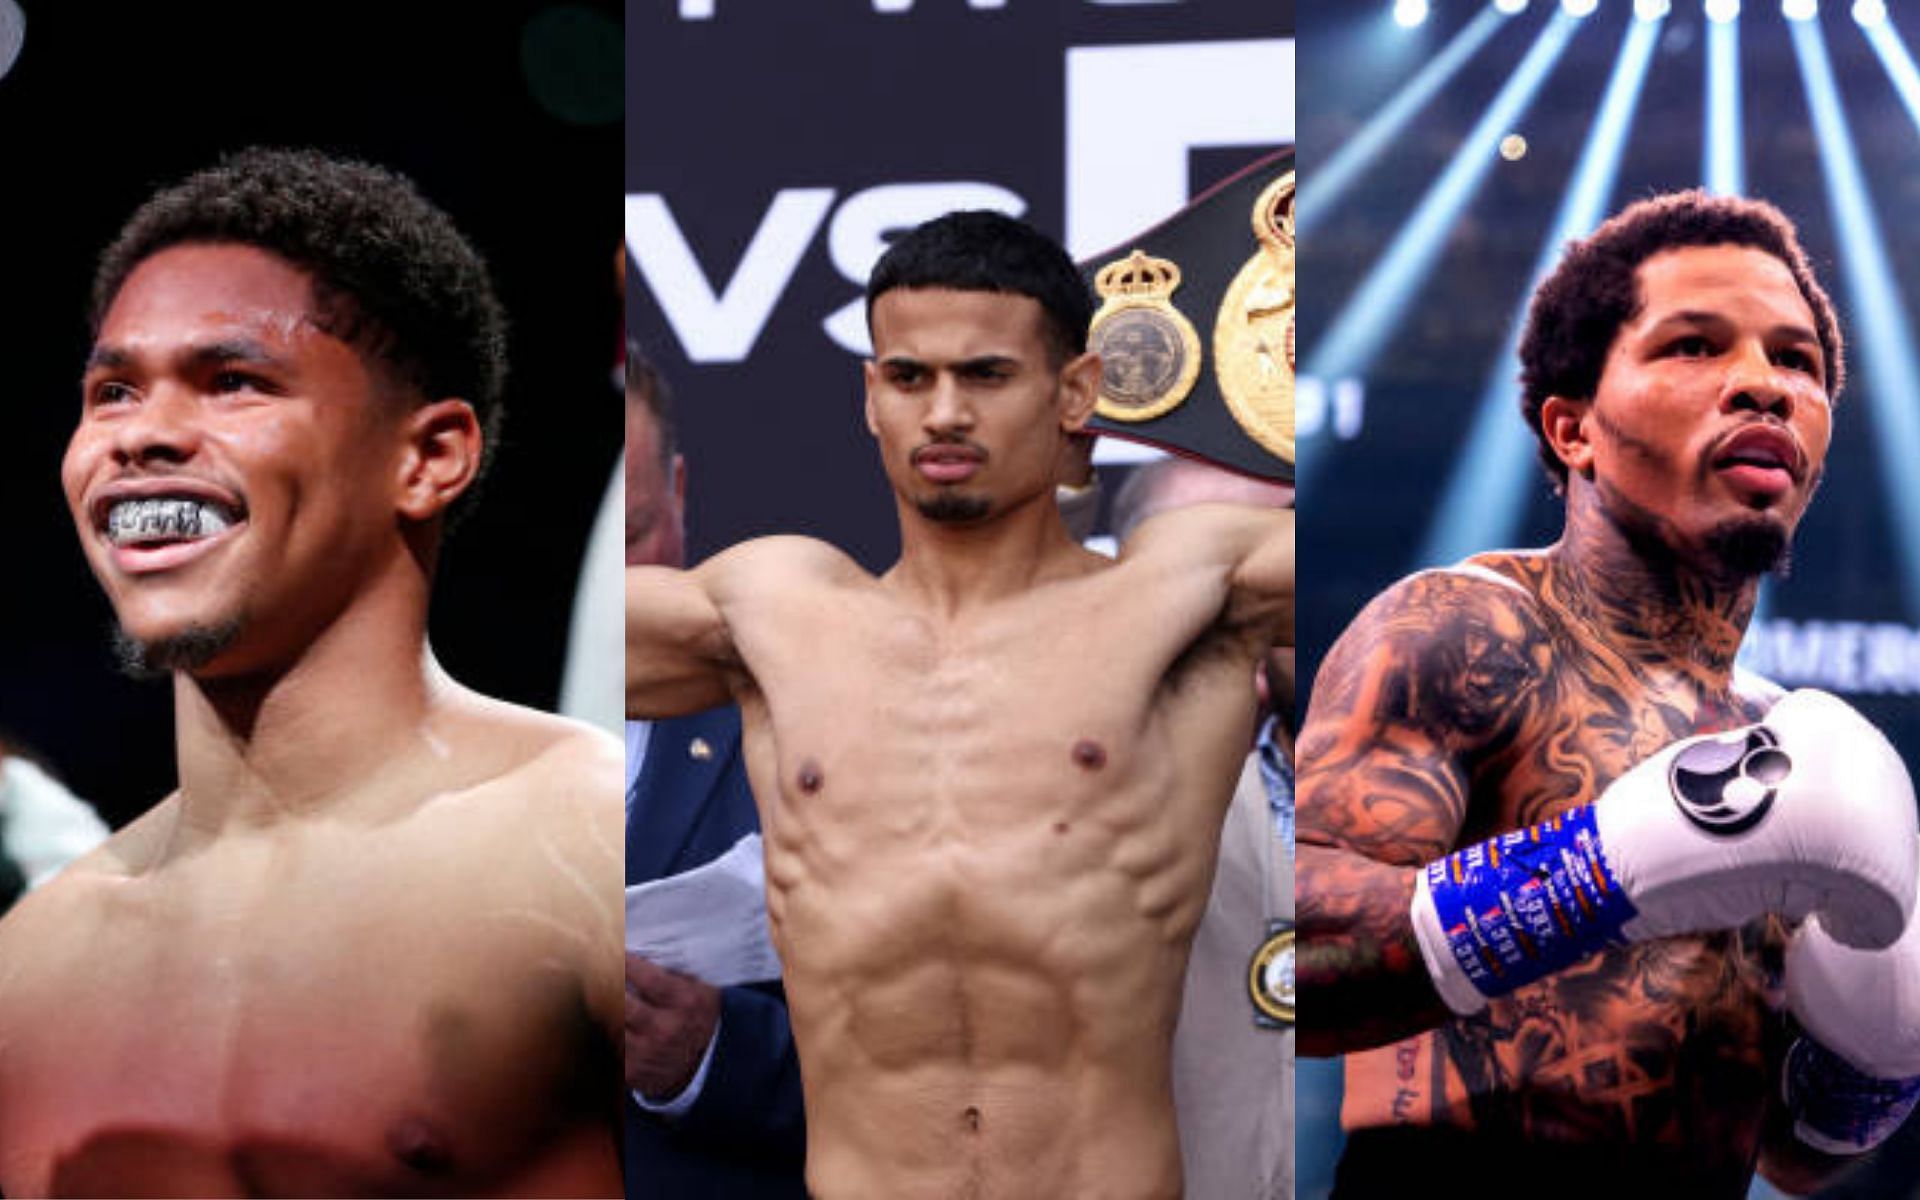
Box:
[879,353,1018,371]
[84,337,291,375]
[956,355,1017,372]
[1646,309,1819,341]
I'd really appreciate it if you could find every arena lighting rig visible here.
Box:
[1304,3,1920,623]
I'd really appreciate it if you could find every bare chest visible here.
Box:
[1477,654,1765,834]
[0,854,607,1196]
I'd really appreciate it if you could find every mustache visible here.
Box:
[910,437,988,462]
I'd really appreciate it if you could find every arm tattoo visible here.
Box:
[1298,571,1553,1053]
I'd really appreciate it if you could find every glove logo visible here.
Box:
[1668,727,1792,836]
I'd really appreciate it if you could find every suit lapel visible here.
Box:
[628,706,742,883]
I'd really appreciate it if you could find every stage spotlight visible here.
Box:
[1635,0,1671,18]
[1417,12,1660,565]
[1300,6,1508,233]
[1706,10,1744,193]
[1499,133,1529,158]
[1305,11,1578,387]
[1495,0,1530,11]
[1706,0,1741,22]
[1563,0,1599,15]
[1793,12,1920,616]
[1394,0,1430,28]
[1783,0,1818,21]
[1855,0,1887,26]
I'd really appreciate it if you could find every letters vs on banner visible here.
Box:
[627,1,1295,567]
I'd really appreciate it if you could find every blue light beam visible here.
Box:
[1705,14,1745,194]
[1414,11,1664,568]
[1304,12,1584,388]
[1298,6,1509,236]
[1792,17,1920,618]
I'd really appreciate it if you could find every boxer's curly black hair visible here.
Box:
[91,147,509,488]
[1519,189,1843,491]
[865,210,1094,366]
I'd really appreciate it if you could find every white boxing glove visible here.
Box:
[1782,845,1920,1154]
[1412,689,1919,1015]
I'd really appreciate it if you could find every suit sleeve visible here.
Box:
[670,980,807,1163]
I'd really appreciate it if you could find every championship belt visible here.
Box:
[1249,920,1295,1028]
[1082,149,1295,483]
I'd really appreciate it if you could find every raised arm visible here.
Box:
[1122,503,1295,646]
[1295,569,1547,1056]
[626,563,737,720]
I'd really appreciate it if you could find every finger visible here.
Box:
[628,955,695,1005]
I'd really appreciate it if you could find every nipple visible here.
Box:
[387,1116,452,1174]
[1071,739,1107,771]
[797,760,824,794]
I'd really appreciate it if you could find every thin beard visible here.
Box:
[916,493,991,524]
[1587,407,1793,583]
[112,620,242,680]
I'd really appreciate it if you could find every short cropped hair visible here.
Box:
[92,147,510,485]
[865,210,1094,365]
[1518,190,1843,489]
[625,338,676,468]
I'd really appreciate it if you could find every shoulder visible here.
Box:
[1311,560,1556,743]
[0,798,173,961]
[1339,559,1551,654]
[1120,502,1289,567]
[703,535,866,589]
[445,691,623,810]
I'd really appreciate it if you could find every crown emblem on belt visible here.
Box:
[1089,250,1202,423]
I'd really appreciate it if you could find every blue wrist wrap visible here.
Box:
[1424,807,1639,1000]
[1786,1036,1920,1155]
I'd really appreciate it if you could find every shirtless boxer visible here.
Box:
[1298,191,1920,1196]
[627,210,1294,1198]
[0,149,623,1198]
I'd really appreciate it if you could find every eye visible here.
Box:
[1773,346,1820,377]
[1667,334,1714,358]
[88,380,137,409]
[884,363,927,387]
[961,362,1012,384]
[211,370,269,394]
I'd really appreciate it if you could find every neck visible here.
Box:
[169,565,448,835]
[1545,478,1760,689]
[888,486,1091,615]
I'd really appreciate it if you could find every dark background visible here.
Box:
[1297,5,1920,1197]
[627,0,1293,571]
[0,1,621,828]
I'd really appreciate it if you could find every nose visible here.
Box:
[923,374,975,437]
[1721,340,1795,421]
[111,384,202,465]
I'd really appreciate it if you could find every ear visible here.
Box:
[1539,395,1594,479]
[862,358,880,437]
[1057,351,1101,433]
[395,398,482,521]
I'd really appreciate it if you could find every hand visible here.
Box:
[624,953,722,1101]
[1412,690,1919,1014]
[1783,843,1920,1153]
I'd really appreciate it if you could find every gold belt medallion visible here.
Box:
[1249,924,1295,1027]
[1214,170,1296,466]
[1089,250,1201,423]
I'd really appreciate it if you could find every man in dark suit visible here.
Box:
[624,345,806,1197]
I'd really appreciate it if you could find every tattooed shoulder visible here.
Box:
[1308,565,1555,750]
